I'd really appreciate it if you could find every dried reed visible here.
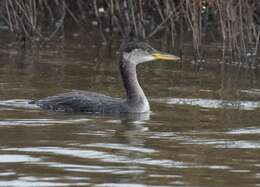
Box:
[0,0,259,66]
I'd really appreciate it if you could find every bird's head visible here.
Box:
[121,41,180,65]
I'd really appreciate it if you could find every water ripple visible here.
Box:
[180,137,260,149]
[0,118,90,126]
[3,147,189,168]
[153,97,260,110]
[0,154,40,163]
[95,184,172,187]
[0,99,39,109]
[215,141,260,149]
[227,127,260,135]
[39,162,144,174]
[0,180,87,187]
[84,143,157,153]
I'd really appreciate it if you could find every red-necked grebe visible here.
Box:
[32,41,180,113]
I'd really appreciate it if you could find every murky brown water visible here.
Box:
[1,31,260,187]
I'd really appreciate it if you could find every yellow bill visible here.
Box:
[152,52,180,61]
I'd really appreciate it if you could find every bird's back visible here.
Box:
[33,91,127,113]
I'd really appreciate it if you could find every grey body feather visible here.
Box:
[34,91,128,113]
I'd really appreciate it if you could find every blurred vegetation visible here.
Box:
[0,0,260,66]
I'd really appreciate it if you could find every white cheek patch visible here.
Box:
[142,55,155,62]
[123,51,155,64]
[123,52,137,64]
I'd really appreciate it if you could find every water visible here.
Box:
[1,33,260,187]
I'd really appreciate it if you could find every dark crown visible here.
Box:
[123,41,156,54]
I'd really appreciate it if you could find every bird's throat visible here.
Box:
[120,61,150,112]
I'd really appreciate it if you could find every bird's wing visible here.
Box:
[34,91,124,113]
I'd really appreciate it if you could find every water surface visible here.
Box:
[1,33,260,187]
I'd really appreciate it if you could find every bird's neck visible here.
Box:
[120,60,150,112]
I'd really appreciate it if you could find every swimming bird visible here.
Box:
[32,41,180,113]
